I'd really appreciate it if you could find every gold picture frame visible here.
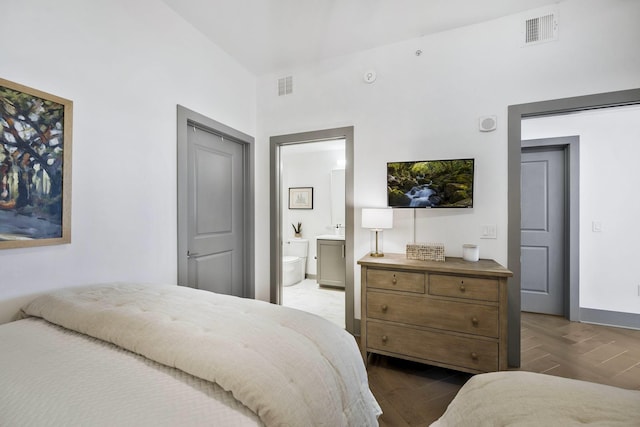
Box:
[0,78,73,249]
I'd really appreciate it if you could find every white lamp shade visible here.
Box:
[362,208,393,229]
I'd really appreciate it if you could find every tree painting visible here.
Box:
[0,78,72,248]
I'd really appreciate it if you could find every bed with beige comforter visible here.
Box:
[0,283,381,426]
[431,371,640,426]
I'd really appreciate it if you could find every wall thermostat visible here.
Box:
[363,70,377,83]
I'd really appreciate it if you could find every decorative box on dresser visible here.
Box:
[358,253,513,374]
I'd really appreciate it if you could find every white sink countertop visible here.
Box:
[316,234,345,240]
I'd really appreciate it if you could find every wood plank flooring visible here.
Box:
[364,312,640,426]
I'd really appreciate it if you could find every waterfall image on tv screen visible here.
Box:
[387,159,474,208]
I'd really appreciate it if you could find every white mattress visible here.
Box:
[0,317,262,426]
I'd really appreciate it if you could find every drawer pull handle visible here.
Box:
[392,278,397,285]
[459,285,466,292]
[381,335,388,343]
[381,304,388,312]
[471,317,479,326]
[471,352,478,360]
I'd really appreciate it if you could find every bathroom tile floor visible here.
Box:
[282,278,345,328]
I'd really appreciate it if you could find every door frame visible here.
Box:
[269,126,355,334]
[177,105,255,298]
[507,88,640,367]
[521,137,579,318]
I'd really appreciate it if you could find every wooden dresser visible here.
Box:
[358,253,512,374]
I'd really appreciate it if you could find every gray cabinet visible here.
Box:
[317,239,346,288]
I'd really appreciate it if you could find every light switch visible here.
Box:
[480,224,497,239]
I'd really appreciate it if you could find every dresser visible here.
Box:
[358,254,512,374]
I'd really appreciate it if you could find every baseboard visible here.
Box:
[580,308,640,330]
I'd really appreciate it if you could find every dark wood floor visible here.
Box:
[364,312,640,426]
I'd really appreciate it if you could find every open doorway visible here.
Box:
[279,140,345,328]
[270,127,356,334]
[507,88,640,368]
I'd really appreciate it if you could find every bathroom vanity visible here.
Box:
[316,236,346,288]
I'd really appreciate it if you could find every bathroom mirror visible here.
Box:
[331,169,345,227]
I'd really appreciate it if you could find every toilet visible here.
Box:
[282,238,309,287]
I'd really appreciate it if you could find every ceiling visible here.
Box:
[161,0,560,76]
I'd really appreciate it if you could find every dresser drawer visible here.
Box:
[367,321,499,372]
[429,274,499,302]
[366,269,425,293]
[367,291,499,337]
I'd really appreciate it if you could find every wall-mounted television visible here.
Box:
[387,158,474,208]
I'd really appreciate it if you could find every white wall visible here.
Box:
[0,0,256,322]
[3,0,639,324]
[281,147,344,276]
[522,105,640,315]
[255,0,640,317]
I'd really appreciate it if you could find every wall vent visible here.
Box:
[523,12,558,46]
[277,76,293,96]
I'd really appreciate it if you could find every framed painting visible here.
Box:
[289,187,313,209]
[0,78,73,249]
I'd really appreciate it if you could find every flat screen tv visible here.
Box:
[387,158,474,208]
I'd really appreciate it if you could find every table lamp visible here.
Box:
[362,208,393,257]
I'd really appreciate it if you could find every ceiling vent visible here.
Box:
[523,11,558,46]
[277,76,293,96]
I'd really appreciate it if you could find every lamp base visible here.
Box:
[369,229,385,258]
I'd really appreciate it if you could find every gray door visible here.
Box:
[521,145,565,315]
[186,126,245,296]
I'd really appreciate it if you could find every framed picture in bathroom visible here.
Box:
[289,187,313,209]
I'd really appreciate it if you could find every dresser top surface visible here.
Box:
[358,253,513,278]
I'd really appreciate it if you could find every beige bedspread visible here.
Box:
[20,283,381,426]
[431,371,640,426]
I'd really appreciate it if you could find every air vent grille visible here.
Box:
[524,12,558,45]
[278,76,293,96]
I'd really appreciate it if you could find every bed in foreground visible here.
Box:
[0,283,382,426]
[431,371,640,426]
